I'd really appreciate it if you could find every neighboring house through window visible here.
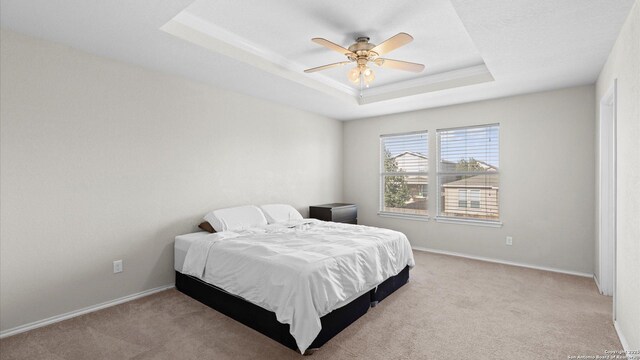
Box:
[380,131,428,217]
[437,124,500,223]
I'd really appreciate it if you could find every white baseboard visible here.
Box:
[593,274,603,294]
[614,321,630,352]
[412,246,593,278]
[0,284,174,339]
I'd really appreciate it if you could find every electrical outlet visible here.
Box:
[506,236,513,246]
[113,260,123,273]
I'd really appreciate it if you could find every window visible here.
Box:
[457,189,481,209]
[469,189,481,209]
[437,124,499,223]
[380,131,428,217]
[458,189,467,208]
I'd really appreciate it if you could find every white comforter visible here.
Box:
[181,219,414,353]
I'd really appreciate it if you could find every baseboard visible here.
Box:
[593,274,603,294]
[412,246,593,278]
[0,284,174,339]
[614,321,630,352]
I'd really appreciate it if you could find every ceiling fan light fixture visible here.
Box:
[347,65,375,86]
[363,67,375,85]
[348,67,361,83]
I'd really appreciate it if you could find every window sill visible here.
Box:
[435,216,503,228]
[377,212,429,221]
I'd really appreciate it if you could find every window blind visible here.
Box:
[380,131,428,216]
[437,124,499,221]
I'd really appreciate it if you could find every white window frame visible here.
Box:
[435,124,502,227]
[378,130,429,221]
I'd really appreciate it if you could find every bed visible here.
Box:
[174,215,414,354]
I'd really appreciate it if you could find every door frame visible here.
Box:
[598,79,617,319]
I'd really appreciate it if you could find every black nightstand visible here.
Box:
[309,203,357,224]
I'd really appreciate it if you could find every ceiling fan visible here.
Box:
[304,33,425,87]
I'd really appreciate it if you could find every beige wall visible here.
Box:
[596,0,640,350]
[0,30,343,332]
[344,86,596,274]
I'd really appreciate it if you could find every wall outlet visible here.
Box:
[113,260,123,273]
[506,236,513,246]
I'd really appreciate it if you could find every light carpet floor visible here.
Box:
[0,251,622,360]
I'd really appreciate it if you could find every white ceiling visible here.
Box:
[183,0,485,87]
[0,0,635,120]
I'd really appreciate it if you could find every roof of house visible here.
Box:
[391,151,427,160]
[474,160,498,171]
[405,176,428,184]
[442,173,499,188]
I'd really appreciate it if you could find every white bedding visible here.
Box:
[174,231,210,271]
[203,205,267,232]
[180,219,414,353]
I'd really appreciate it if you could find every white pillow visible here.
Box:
[203,205,268,232]
[259,204,303,224]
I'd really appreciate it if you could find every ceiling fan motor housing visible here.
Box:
[348,37,378,65]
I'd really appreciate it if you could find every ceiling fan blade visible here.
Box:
[370,33,413,55]
[374,58,425,73]
[304,61,351,73]
[311,38,355,56]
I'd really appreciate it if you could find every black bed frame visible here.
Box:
[175,266,409,354]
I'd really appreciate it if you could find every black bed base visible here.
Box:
[175,266,409,354]
[371,265,410,305]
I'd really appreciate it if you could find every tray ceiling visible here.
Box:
[161,0,494,104]
[0,0,635,120]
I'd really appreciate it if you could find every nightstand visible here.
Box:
[309,203,357,224]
